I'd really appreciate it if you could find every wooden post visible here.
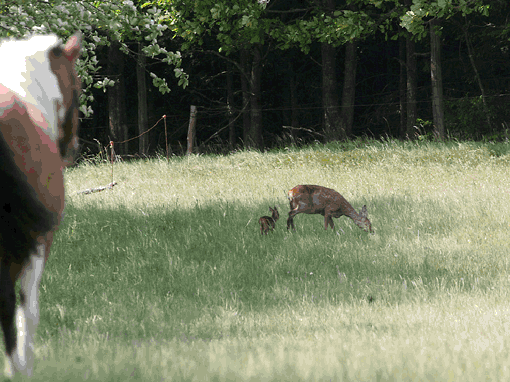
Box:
[163,115,169,161]
[110,141,114,184]
[187,105,197,155]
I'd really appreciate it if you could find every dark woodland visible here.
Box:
[4,0,510,156]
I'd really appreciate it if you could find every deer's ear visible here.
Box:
[360,205,368,218]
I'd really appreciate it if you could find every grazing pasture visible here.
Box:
[13,140,510,380]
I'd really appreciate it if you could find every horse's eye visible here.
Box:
[51,46,63,58]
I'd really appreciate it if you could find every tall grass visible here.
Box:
[14,139,510,380]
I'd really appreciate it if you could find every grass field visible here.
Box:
[10,139,510,380]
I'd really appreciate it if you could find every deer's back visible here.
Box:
[288,185,354,216]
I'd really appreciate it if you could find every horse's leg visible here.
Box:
[0,260,17,379]
[15,244,46,377]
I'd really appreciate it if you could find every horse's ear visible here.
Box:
[62,33,81,63]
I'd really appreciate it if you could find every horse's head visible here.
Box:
[48,33,81,164]
[0,33,82,164]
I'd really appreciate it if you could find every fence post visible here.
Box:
[187,105,197,155]
[163,115,169,161]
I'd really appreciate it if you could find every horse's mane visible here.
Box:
[0,34,63,142]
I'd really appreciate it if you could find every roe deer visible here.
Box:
[259,206,279,234]
[287,185,372,232]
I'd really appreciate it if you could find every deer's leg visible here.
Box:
[327,216,335,230]
[287,210,298,230]
[260,219,269,234]
[287,200,299,230]
[0,261,17,379]
[323,210,335,230]
[15,244,46,377]
[286,216,293,230]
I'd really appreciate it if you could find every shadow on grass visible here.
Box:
[38,196,504,341]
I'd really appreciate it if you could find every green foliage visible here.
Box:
[168,0,395,59]
[444,96,491,139]
[400,0,490,38]
[167,0,271,54]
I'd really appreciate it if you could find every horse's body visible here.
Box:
[0,33,81,378]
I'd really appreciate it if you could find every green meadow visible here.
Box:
[14,140,510,380]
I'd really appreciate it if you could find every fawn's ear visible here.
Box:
[360,205,368,218]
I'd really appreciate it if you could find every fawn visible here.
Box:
[259,206,279,234]
[287,185,372,232]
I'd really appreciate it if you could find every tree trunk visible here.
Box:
[289,61,299,143]
[340,40,357,137]
[107,41,128,155]
[463,21,492,132]
[322,41,344,141]
[240,49,251,146]
[249,45,263,149]
[226,62,236,150]
[187,105,197,155]
[398,36,406,138]
[406,32,417,137]
[137,42,149,155]
[430,18,445,139]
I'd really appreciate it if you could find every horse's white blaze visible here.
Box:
[0,35,63,143]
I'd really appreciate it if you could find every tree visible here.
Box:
[461,18,492,131]
[137,41,149,155]
[271,0,398,141]
[249,44,264,148]
[430,18,444,138]
[321,36,343,140]
[400,0,490,138]
[340,39,357,137]
[320,0,345,141]
[166,0,277,149]
[398,36,406,137]
[405,29,417,137]
[108,40,128,155]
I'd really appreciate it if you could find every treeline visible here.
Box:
[1,1,509,155]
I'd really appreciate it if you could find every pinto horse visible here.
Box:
[0,33,81,378]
